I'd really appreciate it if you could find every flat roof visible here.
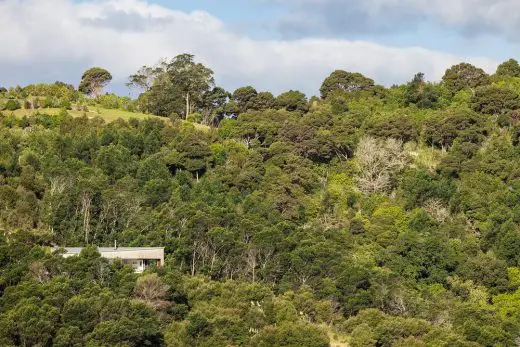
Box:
[54,247,164,255]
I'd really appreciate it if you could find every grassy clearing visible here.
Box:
[4,107,210,131]
[8,107,154,122]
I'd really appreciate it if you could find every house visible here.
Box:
[55,246,165,273]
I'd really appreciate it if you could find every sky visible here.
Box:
[1,0,519,96]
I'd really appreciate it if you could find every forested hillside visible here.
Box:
[2,56,520,346]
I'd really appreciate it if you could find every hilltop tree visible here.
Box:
[142,74,184,117]
[254,91,276,110]
[442,63,490,94]
[78,67,112,98]
[127,63,167,91]
[166,54,215,118]
[201,86,231,125]
[495,58,520,78]
[129,54,214,118]
[276,90,308,112]
[404,72,440,109]
[232,86,258,114]
[320,70,375,99]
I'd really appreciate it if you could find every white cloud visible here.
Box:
[0,0,499,95]
[272,0,520,38]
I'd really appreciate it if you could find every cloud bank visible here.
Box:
[0,0,499,95]
[272,0,520,38]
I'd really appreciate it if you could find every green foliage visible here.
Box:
[471,85,520,115]
[442,62,491,95]
[3,57,520,346]
[275,90,309,113]
[320,70,375,99]
[4,99,21,111]
[495,58,520,78]
[404,72,441,109]
[79,67,112,97]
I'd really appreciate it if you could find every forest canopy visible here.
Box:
[2,56,520,346]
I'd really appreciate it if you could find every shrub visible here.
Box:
[187,112,202,123]
[5,99,21,111]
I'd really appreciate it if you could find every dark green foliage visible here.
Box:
[320,70,375,98]
[471,85,520,115]
[424,109,487,148]
[365,114,419,142]
[78,67,112,97]
[495,58,520,78]
[5,99,21,111]
[131,54,215,118]
[232,86,258,114]
[442,63,491,94]
[404,73,441,108]
[276,90,309,113]
[251,322,329,347]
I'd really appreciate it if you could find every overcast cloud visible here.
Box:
[0,0,500,95]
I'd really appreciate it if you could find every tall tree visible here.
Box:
[127,62,168,91]
[442,63,490,94]
[320,70,375,99]
[129,55,214,118]
[166,54,215,118]
[78,67,112,98]
[232,86,258,114]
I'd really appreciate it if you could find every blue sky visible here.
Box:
[0,0,518,95]
[161,0,517,59]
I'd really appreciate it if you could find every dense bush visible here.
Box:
[2,57,520,346]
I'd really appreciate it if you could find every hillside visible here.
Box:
[8,106,154,122]
[3,58,520,346]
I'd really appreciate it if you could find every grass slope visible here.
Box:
[9,107,154,122]
[4,107,210,131]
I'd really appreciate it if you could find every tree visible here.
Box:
[78,67,112,97]
[232,86,258,114]
[275,90,309,112]
[166,54,215,118]
[201,86,231,126]
[470,85,520,115]
[423,109,487,149]
[404,72,440,109]
[355,136,408,194]
[495,58,520,78]
[129,54,214,118]
[175,130,213,181]
[442,63,490,94]
[143,73,185,117]
[4,99,21,111]
[254,91,276,110]
[135,273,169,308]
[320,70,375,98]
[127,63,167,91]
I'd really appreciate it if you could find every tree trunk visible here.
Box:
[81,193,92,244]
[186,92,190,119]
